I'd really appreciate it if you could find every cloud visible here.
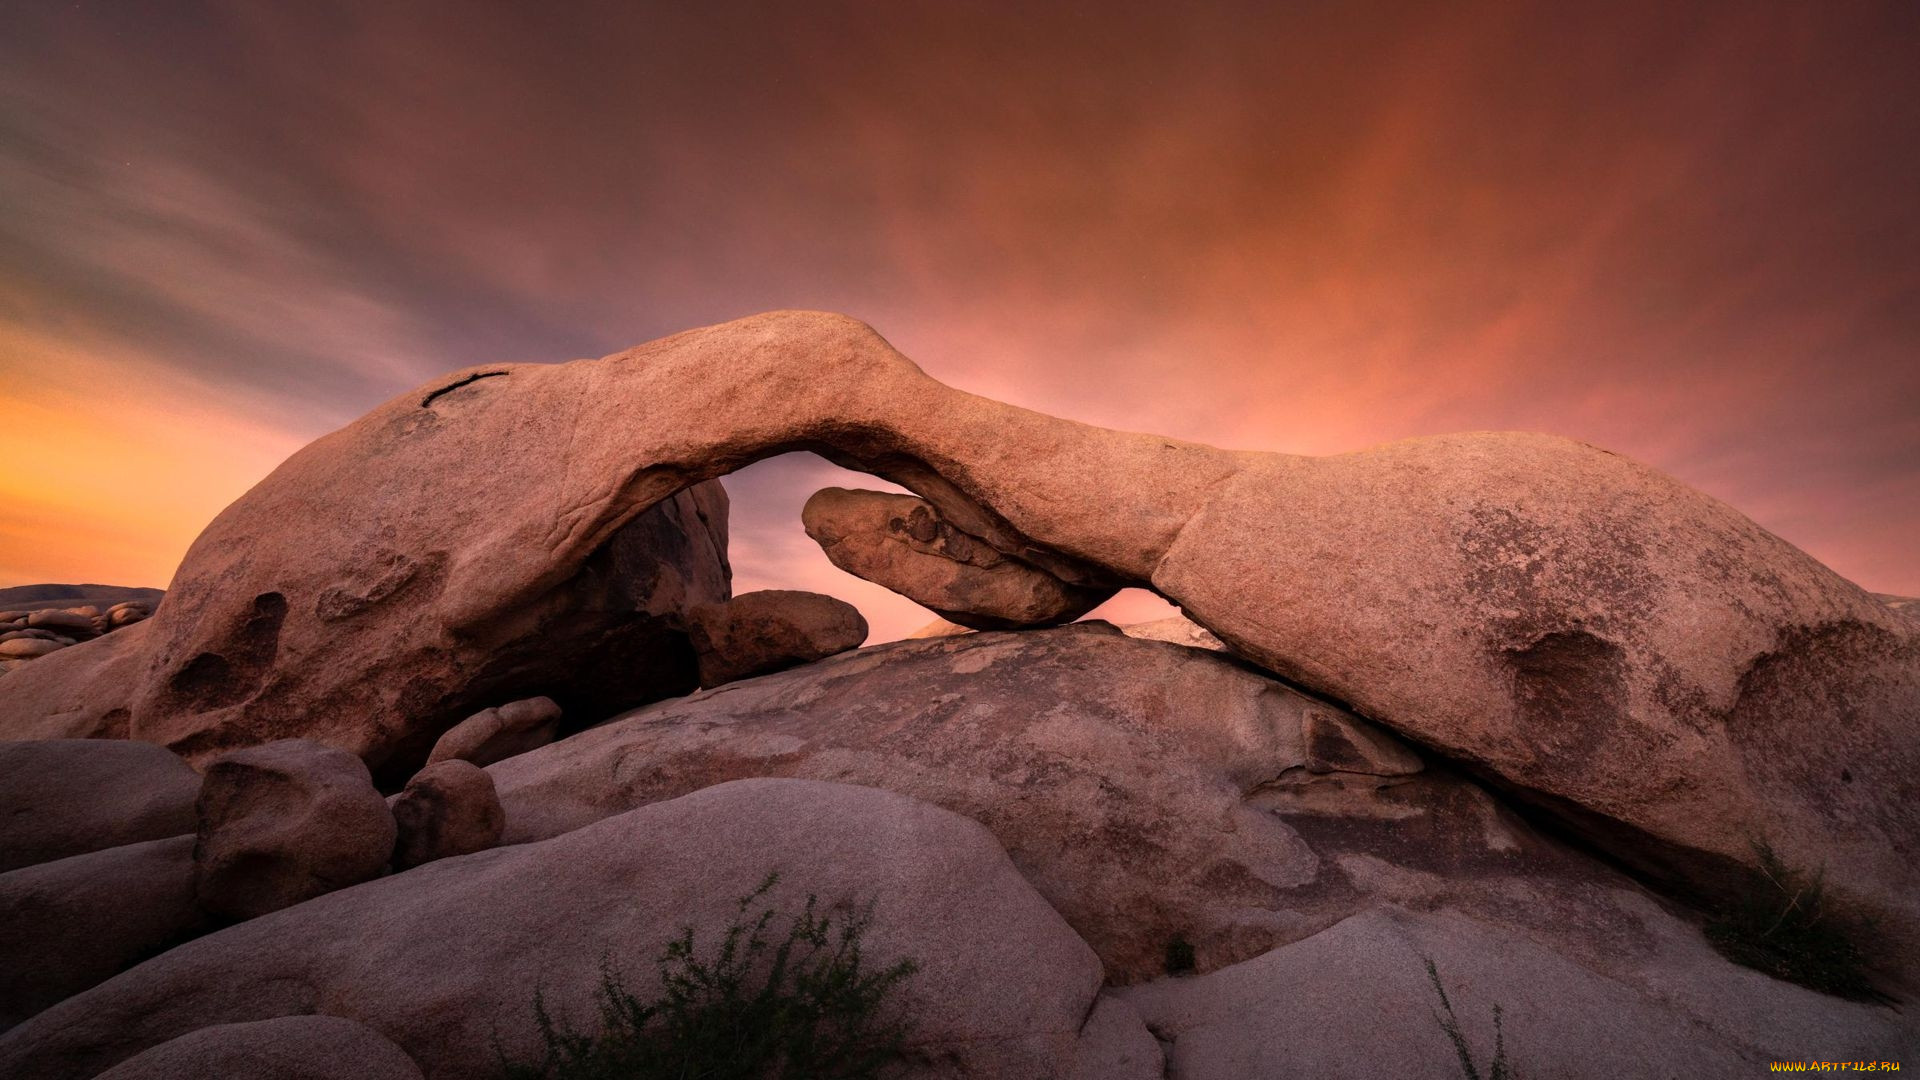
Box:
[1,0,1914,614]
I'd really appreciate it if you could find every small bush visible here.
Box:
[1424,958,1514,1080]
[501,872,920,1080]
[1703,841,1884,1002]
[1164,933,1196,975]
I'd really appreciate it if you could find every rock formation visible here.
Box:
[388,760,503,869]
[424,696,562,768]
[0,311,1914,1070]
[13,308,1885,953]
[803,487,1111,628]
[0,594,154,677]
[192,741,395,920]
[91,1016,424,1080]
[0,740,200,872]
[0,779,1138,1080]
[685,588,868,686]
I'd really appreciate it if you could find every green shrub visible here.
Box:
[501,872,920,1080]
[1424,958,1514,1080]
[1704,841,1884,1002]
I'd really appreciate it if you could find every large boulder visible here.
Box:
[0,481,731,786]
[424,696,561,768]
[5,310,1909,953]
[491,627,1915,1056]
[0,836,204,1032]
[803,487,1111,629]
[0,779,1120,1080]
[685,588,868,686]
[389,760,503,870]
[93,1016,422,1080]
[193,740,396,920]
[0,739,200,872]
[487,625,1471,980]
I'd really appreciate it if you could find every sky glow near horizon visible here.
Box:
[2,1,1916,642]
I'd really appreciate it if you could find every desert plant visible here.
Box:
[1703,840,1883,1002]
[1424,958,1514,1080]
[501,872,920,1080]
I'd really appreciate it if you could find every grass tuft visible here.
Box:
[1425,957,1515,1080]
[501,872,920,1080]
[1704,840,1885,1002]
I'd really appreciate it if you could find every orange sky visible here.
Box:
[2,1,1915,641]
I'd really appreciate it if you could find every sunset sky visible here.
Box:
[3,1,1915,641]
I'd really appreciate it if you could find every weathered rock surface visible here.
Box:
[686,588,867,686]
[804,487,1112,629]
[389,760,503,869]
[487,626,1914,1055]
[1116,906,1915,1077]
[0,619,152,739]
[0,779,1116,1080]
[93,1016,423,1080]
[24,478,732,784]
[193,740,396,920]
[491,625,1528,980]
[1064,996,1163,1080]
[4,310,1911,958]
[424,695,561,768]
[0,739,200,872]
[0,836,204,1032]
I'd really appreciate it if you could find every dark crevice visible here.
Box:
[421,371,507,407]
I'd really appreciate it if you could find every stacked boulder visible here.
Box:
[0,598,155,676]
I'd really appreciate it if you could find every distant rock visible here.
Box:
[389,760,503,870]
[3,309,1912,968]
[0,584,162,611]
[425,696,561,768]
[0,620,152,739]
[92,1016,422,1080]
[0,780,1120,1080]
[905,617,973,639]
[686,589,867,686]
[1119,614,1227,651]
[0,638,66,659]
[192,741,395,921]
[804,487,1112,629]
[0,740,200,873]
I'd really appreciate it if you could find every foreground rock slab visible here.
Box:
[193,740,395,920]
[1117,906,1916,1077]
[0,779,1115,1080]
[0,739,200,873]
[0,836,203,1032]
[93,1015,423,1080]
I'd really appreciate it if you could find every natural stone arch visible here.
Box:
[0,309,1913,977]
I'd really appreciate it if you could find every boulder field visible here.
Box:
[0,311,1915,1073]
